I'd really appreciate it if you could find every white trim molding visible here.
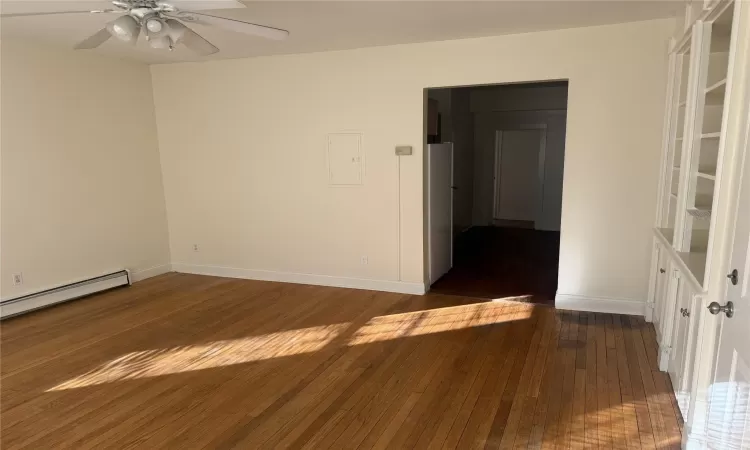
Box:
[555,293,646,316]
[683,396,711,450]
[129,264,173,283]
[172,263,426,295]
[659,344,672,372]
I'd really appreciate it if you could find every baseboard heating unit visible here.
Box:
[0,270,131,319]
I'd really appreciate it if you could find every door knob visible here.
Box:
[727,269,738,286]
[707,301,734,318]
[660,268,666,274]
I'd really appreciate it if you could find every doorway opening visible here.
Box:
[425,81,568,305]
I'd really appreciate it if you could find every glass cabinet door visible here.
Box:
[678,3,734,286]
[660,39,692,244]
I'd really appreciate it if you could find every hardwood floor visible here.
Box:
[430,227,560,305]
[1,273,682,449]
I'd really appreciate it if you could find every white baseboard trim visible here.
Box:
[684,429,704,450]
[171,263,426,295]
[130,264,173,283]
[555,294,646,316]
[659,344,671,372]
[684,397,711,449]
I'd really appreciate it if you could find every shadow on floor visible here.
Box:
[429,226,560,305]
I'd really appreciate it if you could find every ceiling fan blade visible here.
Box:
[1,9,118,17]
[74,27,112,50]
[180,26,219,56]
[173,11,288,40]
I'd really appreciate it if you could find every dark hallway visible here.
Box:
[429,227,560,305]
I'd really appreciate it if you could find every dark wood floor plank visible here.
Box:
[405,306,504,449]
[628,316,670,448]
[583,311,599,450]
[569,312,587,450]
[612,314,641,450]
[527,311,563,450]
[606,346,626,449]
[594,313,612,447]
[604,313,616,350]
[418,321,499,449]
[510,309,556,450]
[623,315,656,449]
[638,317,660,371]
[555,345,576,449]
[439,310,519,450]
[493,309,548,449]
[465,309,540,449]
[540,351,565,450]
[0,275,683,449]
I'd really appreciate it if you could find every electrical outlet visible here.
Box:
[361,256,368,265]
[193,244,199,252]
[12,273,23,286]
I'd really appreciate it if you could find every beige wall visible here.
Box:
[0,41,171,298]
[151,18,671,302]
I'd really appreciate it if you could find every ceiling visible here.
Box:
[1,1,679,65]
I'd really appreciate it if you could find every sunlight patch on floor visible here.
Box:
[47,301,536,391]
[348,301,533,346]
[491,295,533,303]
[46,323,350,391]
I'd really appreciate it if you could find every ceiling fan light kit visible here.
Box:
[146,18,163,33]
[107,15,140,44]
[0,0,289,56]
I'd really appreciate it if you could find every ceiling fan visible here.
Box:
[0,0,289,56]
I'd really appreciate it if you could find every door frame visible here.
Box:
[492,124,548,225]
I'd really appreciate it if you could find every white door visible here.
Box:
[706,138,750,449]
[493,129,544,223]
[428,143,453,285]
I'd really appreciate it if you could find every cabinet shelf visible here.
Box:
[687,208,711,219]
[704,78,727,95]
[653,229,706,290]
[655,228,710,252]
[690,229,710,252]
[695,193,713,209]
[677,251,706,286]
[657,227,675,246]
[701,132,721,139]
[705,85,726,105]
[677,252,706,286]
[697,171,716,181]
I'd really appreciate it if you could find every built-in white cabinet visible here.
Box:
[648,0,749,443]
